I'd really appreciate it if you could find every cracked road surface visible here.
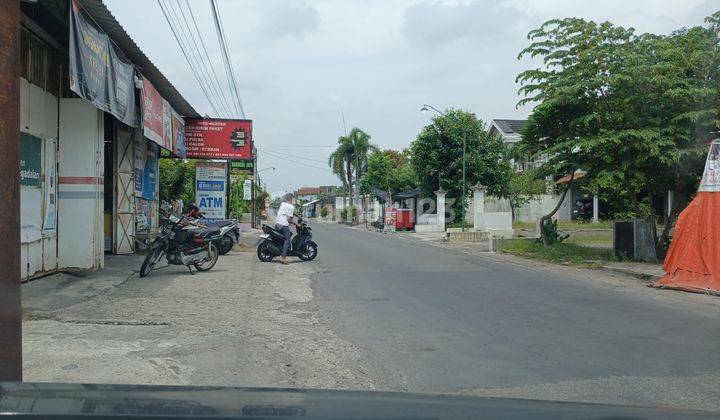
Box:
[23,246,372,390]
[22,222,720,412]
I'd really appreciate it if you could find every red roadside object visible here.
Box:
[652,141,720,295]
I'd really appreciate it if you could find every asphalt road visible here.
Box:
[309,222,720,410]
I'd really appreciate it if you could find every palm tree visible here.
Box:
[328,128,377,222]
[328,134,354,203]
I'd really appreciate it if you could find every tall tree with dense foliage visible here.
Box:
[359,149,417,202]
[159,159,196,206]
[410,109,512,217]
[517,13,720,251]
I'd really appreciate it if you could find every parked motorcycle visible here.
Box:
[256,217,318,262]
[139,213,222,277]
[184,208,239,255]
[193,218,239,255]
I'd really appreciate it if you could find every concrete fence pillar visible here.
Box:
[435,188,446,232]
[592,194,599,224]
[471,182,487,231]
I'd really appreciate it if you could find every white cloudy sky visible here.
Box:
[105,0,718,193]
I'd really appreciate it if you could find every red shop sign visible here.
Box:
[184,118,253,160]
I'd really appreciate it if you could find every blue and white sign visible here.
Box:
[195,161,227,220]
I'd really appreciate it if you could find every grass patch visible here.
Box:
[513,220,615,230]
[500,238,614,267]
[446,221,472,229]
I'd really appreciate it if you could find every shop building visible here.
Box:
[18,0,199,281]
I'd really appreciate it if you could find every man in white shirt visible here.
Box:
[275,192,298,264]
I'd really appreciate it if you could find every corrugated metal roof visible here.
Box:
[79,0,200,117]
[39,0,200,118]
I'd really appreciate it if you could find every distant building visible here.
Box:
[488,118,547,172]
[488,119,526,145]
[295,187,320,202]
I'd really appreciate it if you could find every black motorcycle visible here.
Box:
[256,218,318,262]
[185,207,239,255]
[140,213,223,277]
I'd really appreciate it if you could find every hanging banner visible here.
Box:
[196,161,227,220]
[20,133,43,242]
[42,137,57,235]
[68,0,136,127]
[171,110,186,157]
[135,197,154,231]
[699,141,720,192]
[141,79,173,150]
[134,138,158,200]
[184,118,253,159]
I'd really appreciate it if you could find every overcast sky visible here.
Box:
[106,0,718,194]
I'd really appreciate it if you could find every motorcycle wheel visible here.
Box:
[218,234,234,255]
[299,241,318,261]
[257,242,275,262]
[140,245,164,278]
[194,243,219,271]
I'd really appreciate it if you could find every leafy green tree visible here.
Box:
[159,159,196,207]
[359,149,417,201]
[507,168,549,221]
[410,109,512,217]
[517,14,720,250]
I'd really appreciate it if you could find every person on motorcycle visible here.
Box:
[275,192,299,265]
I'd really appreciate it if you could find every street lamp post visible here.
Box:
[421,104,468,232]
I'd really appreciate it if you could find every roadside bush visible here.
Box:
[340,208,348,221]
[320,206,329,218]
[349,206,357,221]
[536,219,569,245]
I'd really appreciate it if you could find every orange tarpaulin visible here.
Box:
[652,142,720,295]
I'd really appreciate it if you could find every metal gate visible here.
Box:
[113,126,135,254]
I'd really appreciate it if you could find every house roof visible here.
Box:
[295,187,320,196]
[301,200,319,207]
[35,0,200,118]
[555,171,587,185]
[490,119,527,137]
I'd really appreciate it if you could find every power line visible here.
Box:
[259,148,329,164]
[260,150,332,171]
[210,0,246,118]
[164,0,229,117]
[179,0,234,117]
[157,0,221,116]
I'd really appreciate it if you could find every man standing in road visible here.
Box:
[275,192,297,265]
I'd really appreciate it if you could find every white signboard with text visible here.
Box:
[196,161,227,220]
[699,141,720,192]
[243,179,252,200]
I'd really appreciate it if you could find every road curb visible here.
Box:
[599,265,663,282]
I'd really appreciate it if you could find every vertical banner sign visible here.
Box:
[20,133,43,243]
[171,110,186,157]
[196,161,227,220]
[134,139,158,200]
[68,0,136,127]
[243,179,252,200]
[141,79,173,150]
[134,138,144,194]
[184,118,253,159]
[42,138,57,235]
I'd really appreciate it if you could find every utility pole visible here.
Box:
[0,0,22,381]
